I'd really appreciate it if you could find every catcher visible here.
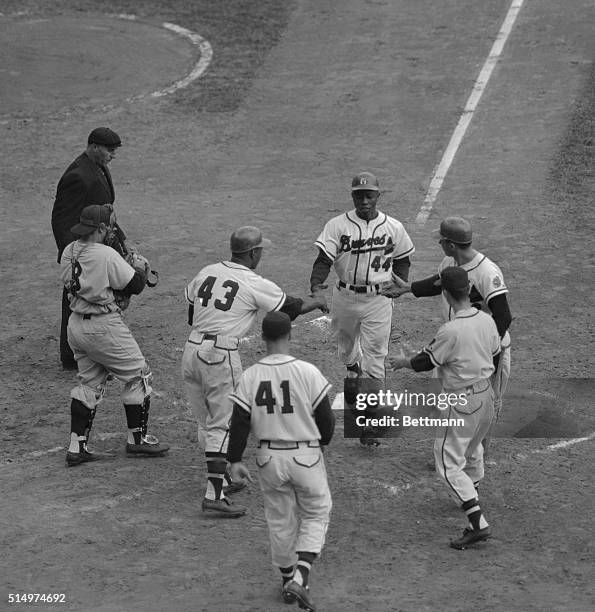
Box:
[60,204,168,466]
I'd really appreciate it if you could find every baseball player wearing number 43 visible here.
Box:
[228,311,334,612]
[182,227,328,518]
[310,172,414,445]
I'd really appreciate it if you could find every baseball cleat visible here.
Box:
[126,436,169,457]
[65,449,102,466]
[450,526,492,550]
[283,581,316,612]
[201,497,247,518]
[359,427,381,447]
[281,584,297,604]
[346,362,362,378]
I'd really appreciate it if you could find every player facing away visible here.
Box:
[382,217,512,457]
[389,267,501,549]
[61,205,169,466]
[182,227,328,518]
[309,171,414,445]
[228,311,334,612]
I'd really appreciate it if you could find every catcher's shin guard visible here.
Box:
[125,396,151,445]
[70,398,97,451]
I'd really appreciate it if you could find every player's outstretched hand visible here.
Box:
[380,277,411,299]
[229,462,253,486]
[387,347,410,371]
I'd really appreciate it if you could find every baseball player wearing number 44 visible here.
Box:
[388,267,501,549]
[60,205,169,467]
[182,227,328,518]
[310,172,415,446]
[228,311,334,612]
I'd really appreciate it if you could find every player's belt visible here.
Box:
[190,332,239,351]
[337,280,381,294]
[258,440,321,450]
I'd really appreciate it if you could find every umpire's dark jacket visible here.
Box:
[51,152,115,262]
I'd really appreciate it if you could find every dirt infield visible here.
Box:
[1,1,594,611]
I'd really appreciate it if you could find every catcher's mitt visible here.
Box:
[105,223,159,310]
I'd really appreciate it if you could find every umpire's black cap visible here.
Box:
[262,311,292,340]
[88,127,122,148]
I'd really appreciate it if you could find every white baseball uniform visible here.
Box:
[315,211,415,379]
[181,261,286,453]
[230,355,332,568]
[61,241,150,408]
[438,252,511,417]
[423,308,501,502]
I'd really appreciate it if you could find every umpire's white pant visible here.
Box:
[256,442,332,569]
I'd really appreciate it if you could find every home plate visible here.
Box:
[331,392,344,411]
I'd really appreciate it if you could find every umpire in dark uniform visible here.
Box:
[52,127,122,369]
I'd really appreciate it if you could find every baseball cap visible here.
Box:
[88,127,122,148]
[440,266,469,293]
[351,171,380,192]
[262,311,292,340]
[70,204,112,236]
[230,226,272,253]
[433,217,472,245]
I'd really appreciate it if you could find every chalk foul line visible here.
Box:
[416,0,525,225]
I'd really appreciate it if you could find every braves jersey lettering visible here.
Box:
[230,355,331,442]
[316,212,414,285]
[185,261,286,340]
[438,252,510,347]
[60,241,134,314]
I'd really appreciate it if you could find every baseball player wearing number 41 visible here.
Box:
[310,172,415,446]
[228,311,334,612]
[182,227,328,518]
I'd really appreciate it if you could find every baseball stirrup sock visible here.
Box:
[294,552,316,586]
[279,566,294,585]
[205,453,227,500]
[462,498,489,530]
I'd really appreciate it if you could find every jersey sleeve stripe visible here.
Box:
[229,394,251,413]
[184,286,193,305]
[484,287,508,301]
[393,245,415,259]
[271,292,287,312]
[314,241,336,261]
[423,348,442,367]
[312,383,332,409]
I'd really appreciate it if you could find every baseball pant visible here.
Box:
[181,337,242,454]
[256,443,332,568]
[491,345,511,421]
[434,380,495,503]
[331,285,392,379]
[67,312,151,407]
